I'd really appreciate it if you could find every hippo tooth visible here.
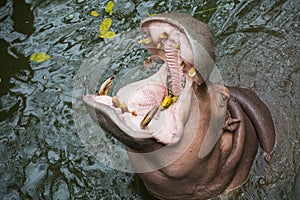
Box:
[140,105,160,129]
[175,43,181,49]
[98,75,114,96]
[112,96,137,116]
[143,37,153,44]
[157,42,162,49]
[159,32,168,39]
[138,37,153,44]
[112,96,120,108]
[188,66,196,77]
[120,102,129,113]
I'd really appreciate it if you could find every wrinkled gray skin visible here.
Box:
[83,13,275,199]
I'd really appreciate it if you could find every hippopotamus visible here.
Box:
[83,13,275,199]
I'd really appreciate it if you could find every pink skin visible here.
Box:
[85,21,198,145]
[141,21,194,71]
[86,63,195,145]
[83,13,275,199]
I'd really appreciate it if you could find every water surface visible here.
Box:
[0,0,299,199]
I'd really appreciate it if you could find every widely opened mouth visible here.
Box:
[83,21,199,145]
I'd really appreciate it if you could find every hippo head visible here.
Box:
[83,13,275,199]
[83,13,222,153]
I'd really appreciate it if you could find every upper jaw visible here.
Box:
[140,21,194,71]
[140,13,216,84]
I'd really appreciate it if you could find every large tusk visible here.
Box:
[98,75,114,96]
[140,105,159,129]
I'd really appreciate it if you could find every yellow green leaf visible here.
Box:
[105,1,114,15]
[100,31,116,39]
[30,52,51,62]
[91,10,99,17]
[100,18,112,35]
[99,18,116,39]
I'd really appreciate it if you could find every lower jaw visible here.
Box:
[91,65,194,145]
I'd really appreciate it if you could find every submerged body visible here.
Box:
[83,13,275,199]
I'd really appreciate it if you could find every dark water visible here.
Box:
[0,0,299,199]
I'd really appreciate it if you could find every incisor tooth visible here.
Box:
[143,37,152,44]
[120,102,129,113]
[112,96,120,108]
[157,42,162,49]
[113,97,137,116]
[159,32,168,39]
[138,37,153,44]
[188,66,196,77]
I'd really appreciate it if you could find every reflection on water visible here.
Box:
[0,0,299,199]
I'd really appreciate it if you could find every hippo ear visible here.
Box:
[223,114,241,132]
[228,87,275,155]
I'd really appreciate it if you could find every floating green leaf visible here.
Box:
[100,31,116,39]
[91,10,99,17]
[30,52,51,62]
[99,18,116,39]
[105,1,114,15]
[100,18,112,34]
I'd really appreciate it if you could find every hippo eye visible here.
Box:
[221,93,227,102]
[218,92,228,108]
